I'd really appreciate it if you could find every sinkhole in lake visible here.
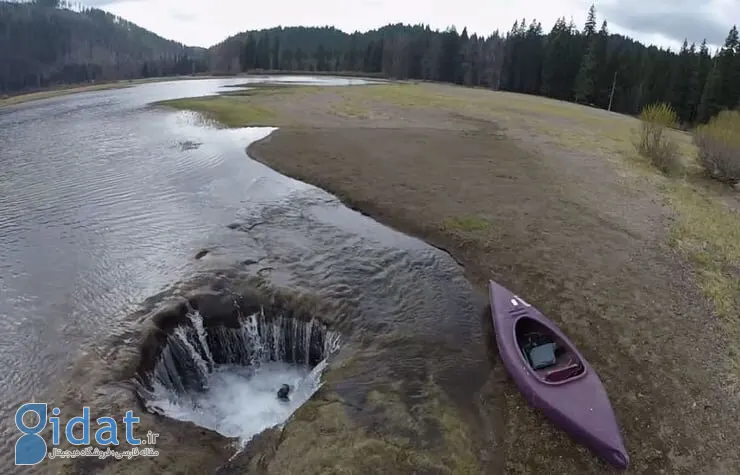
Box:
[134,297,341,445]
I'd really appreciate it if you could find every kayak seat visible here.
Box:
[528,343,557,370]
[545,362,582,382]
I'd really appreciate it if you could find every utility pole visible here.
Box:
[608,71,618,112]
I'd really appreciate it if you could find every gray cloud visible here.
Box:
[169,10,195,22]
[600,0,731,46]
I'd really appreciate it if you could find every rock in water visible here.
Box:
[277,384,291,401]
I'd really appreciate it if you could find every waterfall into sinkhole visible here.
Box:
[135,306,340,445]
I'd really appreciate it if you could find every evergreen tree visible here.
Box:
[521,20,544,94]
[592,20,611,107]
[439,27,461,83]
[281,49,294,69]
[240,35,257,71]
[315,44,327,71]
[722,26,740,108]
[344,35,358,71]
[295,48,305,69]
[272,36,280,70]
[698,58,724,122]
[459,27,470,85]
[541,18,570,99]
[699,27,739,121]
[573,5,600,103]
[582,4,597,37]
[668,40,694,123]
[683,40,708,122]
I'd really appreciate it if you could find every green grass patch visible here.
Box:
[441,215,490,232]
[274,387,471,473]
[356,83,470,110]
[154,96,278,127]
[487,91,618,123]
[425,393,479,473]
[666,181,740,319]
[665,179,740,380]
[222,84,323,97]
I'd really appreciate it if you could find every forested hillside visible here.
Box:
[3,0,738,125]
[0,0,208,94]
[210,6,740,124]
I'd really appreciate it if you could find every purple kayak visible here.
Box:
[488,279,629,470]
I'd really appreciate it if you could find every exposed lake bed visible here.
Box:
[3,77,739,473]
[152,81,739,473]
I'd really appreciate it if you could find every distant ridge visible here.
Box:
[0,0,207,94]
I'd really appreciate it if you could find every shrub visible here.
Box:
[635,102,682,174]
[693,110,740,185]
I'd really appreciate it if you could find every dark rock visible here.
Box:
[277,384,291,401]
[194,249,209,260]
[178,140,202,151]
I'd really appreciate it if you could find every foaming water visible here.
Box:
[150,362,322,444]
[140,309,339,445]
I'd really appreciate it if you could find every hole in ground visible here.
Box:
[134,298,340,446]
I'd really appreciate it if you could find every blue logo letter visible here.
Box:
[123,411,141,445]
[95,417,119,445]
[65,407,91,445]
[15,403,48,466]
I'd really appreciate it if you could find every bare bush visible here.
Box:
[635,102,682,175]
[693,110,740,186]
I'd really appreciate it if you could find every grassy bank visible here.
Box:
[156,96,278,127]
[234,69,386,78]
[153,82,740,472]
[154,85,326,127]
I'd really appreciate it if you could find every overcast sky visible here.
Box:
[85,0,737,51]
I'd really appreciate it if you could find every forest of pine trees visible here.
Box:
[3,1,739,126]
[214,5,740,125]
[0,0,208,94]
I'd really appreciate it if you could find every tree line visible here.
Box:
[0,0,208,94]
[220,5,739,125]
[3,1,739,126]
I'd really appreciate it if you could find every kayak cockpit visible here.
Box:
[515,316,585,384]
